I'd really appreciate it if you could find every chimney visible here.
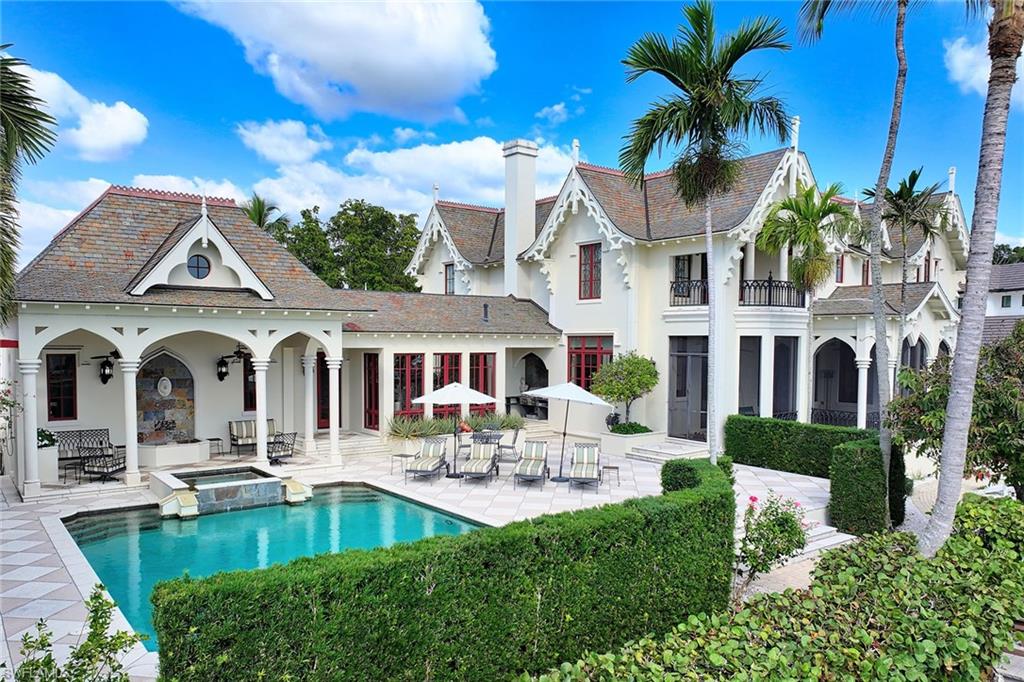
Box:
[503,139,538,298]
[948,166,956,194]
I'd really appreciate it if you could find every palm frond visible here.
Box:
[618,97,693,186]
[623,33,691,93]
[0,46,58,168]
[797,0,887,44]
[716,15,790,75]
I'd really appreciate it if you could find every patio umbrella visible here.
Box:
[413,382,496,478]
[523,382,611,482]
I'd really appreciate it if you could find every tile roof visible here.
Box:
[435,197,555,265]
[983,316,1024,345]
[989,262,1024,291]
[859,193,954,260]
[813,282,938,316]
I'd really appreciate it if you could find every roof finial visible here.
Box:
[201,194,209,247]
[948,166,956,194]
[201,194,208,218]
[432,183,439,204]
[791,115,801,155]
[571,139,580,166]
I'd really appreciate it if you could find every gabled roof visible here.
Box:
[814,282,940,316]
[15,186,374,311]
[856,192,968,266]
[983,316,1023,345]
[990,262,1024,292]
[433,197,556,266]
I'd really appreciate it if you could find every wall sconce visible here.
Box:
[216,357,230,382]
[98,358,114,385]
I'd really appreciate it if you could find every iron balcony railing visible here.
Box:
[669,278,709,306]
[811,408,881,429]
[739,273,806,308]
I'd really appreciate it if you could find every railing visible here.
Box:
[772,411,798,421]
[739,273,805,308]
[669,278,709,306]
[810,409,881,429]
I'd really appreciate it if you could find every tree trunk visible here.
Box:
[705,198,718,464]
[897,233,909,392]
[868,0,908,525]
[918,1,1024,557]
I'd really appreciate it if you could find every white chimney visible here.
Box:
[503,139,538,298]
[948,166,956,194]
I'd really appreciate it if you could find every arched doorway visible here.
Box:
[901,338,928,370]
[938,340,951,359]
[137,351,195,444]
[812,339,862,427]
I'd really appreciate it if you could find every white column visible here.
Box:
[494,350,507,416]
[379,351,396,436]
[855,359,871,429]
[120,359,141,485]
[252,358,271,460]
[326,357,342,460]
[779,244,789,281]
[460,351,471,417]
[19,359,41,497]
[888,358,899,394]
[796,337,810,423]
[743,241,756,281]
[302,355,317,454]
[759,335,773,417]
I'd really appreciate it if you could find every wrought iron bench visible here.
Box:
[52,429,119,483]
[228,419,277,458]
[267,432,296,465]
[80,444,127,482]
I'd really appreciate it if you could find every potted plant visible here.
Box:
[388,416,425,455]
[590,353,665,455]
[36,428,59,484]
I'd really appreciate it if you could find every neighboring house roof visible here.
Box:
[15,186,367,311]
[814,282,939,316]
[339,291,560,335]
[983,316,1023,345]
[989,262,1024,292]
[433,197,556,266]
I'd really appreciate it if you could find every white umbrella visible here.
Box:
[413,382,496,478]
[523,382,611,482]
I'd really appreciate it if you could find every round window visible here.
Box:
[187,254,211,279]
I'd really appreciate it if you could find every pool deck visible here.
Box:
[0,449,831,680]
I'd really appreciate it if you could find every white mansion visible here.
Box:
[2,120,968,498]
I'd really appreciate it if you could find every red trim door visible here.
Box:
[432,353,461,418]
[468,352,496,415]
[316,352,342,429]
[363,353,379,430]
[393,353,425,418]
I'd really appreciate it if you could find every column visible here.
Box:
[379,350,396,436]
[494,349,507,417]
[460,350,471,418]
[888,358,899,394]
[302,355,317,454]
[743,241,756,281]
[252,358,271,460]
[855,359,871,429]
[19,359,41,497]
[758,335,773,418]
[326,357,342,460]
[796,337,810,423]
[779,244,789,281]
[120,359,141,485]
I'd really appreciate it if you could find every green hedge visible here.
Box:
[153,462,734,681]
[724,415,872,478]
[888,443,907,527]
[829,439,907,535]
[537,495,1024,681]
[660,459,699,491]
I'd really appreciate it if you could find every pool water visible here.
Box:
[179,469,268,487]
[64,486,478,650]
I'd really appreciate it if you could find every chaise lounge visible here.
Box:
[461,442,498,485]
[513,440,549,489]
[568,442,601,491]
[405,438,449,483]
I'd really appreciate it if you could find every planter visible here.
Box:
[139,440,211,468]
[38,445,59,485]
[599,430,667,456]
[390,438,423,456]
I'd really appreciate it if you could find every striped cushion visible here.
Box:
[463,458,494,474]
[229,419,276,444]
[514,459,546,477]
[573,444,598,465]
[469,443,496,460]
[408,456,443,472]
[420,440,446,458]
[570,463,600,481]
[522,441,547,461]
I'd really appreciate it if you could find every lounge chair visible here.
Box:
[405,438,449,483]
[568,442,601,491]
[267,432,297,465]
[461,442,498,485]
[497,427,521,462]
[513,440,549,489]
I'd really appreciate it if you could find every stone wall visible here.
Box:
[137,352,195,444]
[195,480,283,514]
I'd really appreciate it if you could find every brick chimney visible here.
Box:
[503,139,538,298]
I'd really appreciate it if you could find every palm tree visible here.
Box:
[864,169,947,379]
[619,0,790,462]
[242,193,290,236]
[0,45,57,323]
[800,0,910,508]
[919,0,1024,557]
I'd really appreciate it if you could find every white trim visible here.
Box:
[405,206,471,277]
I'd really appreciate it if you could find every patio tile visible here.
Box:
[3,599,77,620]
[0,581,69,600]
[0,566,62,582]
[0,552,51,567]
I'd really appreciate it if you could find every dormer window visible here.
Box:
[187,254,211,280]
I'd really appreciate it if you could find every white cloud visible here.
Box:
[24,177,111,208]
[392,127,436,145]
[236,119,332,165]
[130,174,248,202]
[996,231,1024,247]
[944,36,1023,108]
[535,102,570,126]
[15,200,79,270]
[178,1,497,122]
[16,63,149,161]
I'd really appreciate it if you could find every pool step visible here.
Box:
[158,490,199,519]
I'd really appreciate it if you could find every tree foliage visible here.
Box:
[888,321,1024,500]
[241,192,290,234]
[993,242,1024,263]
[269,199,421,292]
[589,352,659,423]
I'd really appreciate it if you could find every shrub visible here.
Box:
[724,415,870,478]
[733,494,806,605]
[829,439,907,535]
[609,421,652,435]
[153,462,735,681]
[36,428,55,448]
[536,496,1024,681]
[589,352,658,423]
[715,454,734,484]
[388,413,523,439]
[660,459,700,491]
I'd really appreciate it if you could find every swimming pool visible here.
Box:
[64,486,479,650]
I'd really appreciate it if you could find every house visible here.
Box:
[1,117,969,499]
[982,262,1024,344]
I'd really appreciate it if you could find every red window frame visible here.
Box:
[861,261,870,286]
[578,243,602,300]
[469,352,496,415]
[242,354,257,412]
[568,336,613,391]
[393,353,425,418]
[363,353,379,430]
[45,353,77,421]
[444,263,455,295]
[835,255,844,283]
[923,250,932,282]
[432,353,461,418]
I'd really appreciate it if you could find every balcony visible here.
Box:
[739,275,805,308]
[669,279,709,306]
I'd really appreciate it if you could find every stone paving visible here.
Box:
[0,444,834,680]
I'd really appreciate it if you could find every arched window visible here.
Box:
[187,254,211,279]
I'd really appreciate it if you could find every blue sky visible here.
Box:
[6,1,1022,266]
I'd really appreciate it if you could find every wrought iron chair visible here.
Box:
[267,432,297,465]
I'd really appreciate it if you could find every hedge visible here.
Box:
[725,415,873,478]
[537,494,1024,681]
[829,439,908,535]
[152,462,734,681]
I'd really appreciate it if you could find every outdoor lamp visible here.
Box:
[216,357,230,382]
[99,358,114,385]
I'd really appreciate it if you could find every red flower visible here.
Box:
[749,495,758,504]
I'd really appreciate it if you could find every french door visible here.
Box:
[316,352,342,429]
[363,353,379,430]
[668,336,708,442]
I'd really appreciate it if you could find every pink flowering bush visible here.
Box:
[732,493,806,606]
